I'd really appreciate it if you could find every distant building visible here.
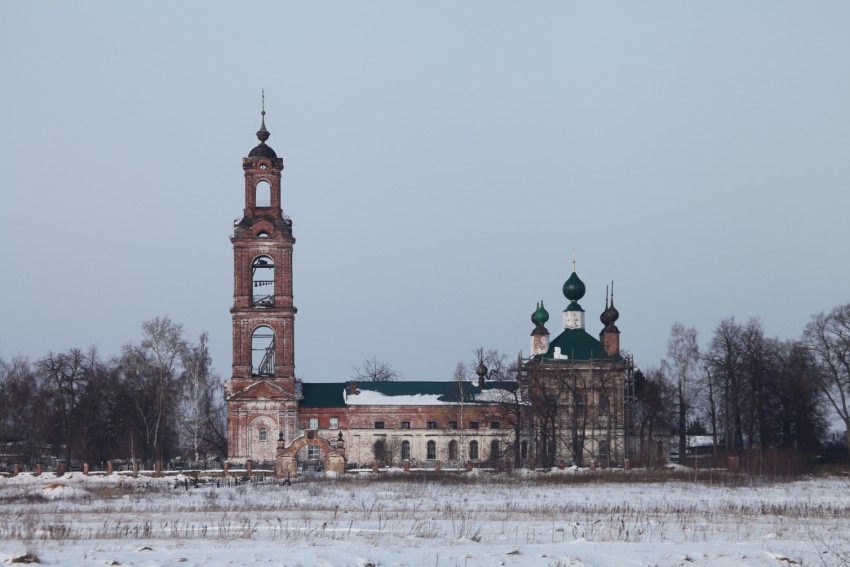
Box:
[225,112,640,472]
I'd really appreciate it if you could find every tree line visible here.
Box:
[634,302,850,468]
[0,317,226,471]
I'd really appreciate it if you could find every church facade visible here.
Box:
[225,113,637,472]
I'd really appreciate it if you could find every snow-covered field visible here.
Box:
[1,470,849,567]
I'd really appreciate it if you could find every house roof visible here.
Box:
[299,380,518,408]
[534,328,616,361]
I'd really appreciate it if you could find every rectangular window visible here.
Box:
[448,421,458,429]
[374,421,385,429]
[307,445,320,460]
[427,421,436,429]
[329,417,339,430]
[469,421,479,429]
[490,421,500,429]
[309,418,318,430]
[401,421,411,429]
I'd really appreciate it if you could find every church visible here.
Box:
[224,111,635,474]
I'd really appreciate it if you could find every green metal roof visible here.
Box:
[299,382,346,407]
[534,328,613,361]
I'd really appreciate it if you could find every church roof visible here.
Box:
[534,328,615,361]
[299,380,518,408]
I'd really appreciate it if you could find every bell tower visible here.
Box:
[225,101,300,464]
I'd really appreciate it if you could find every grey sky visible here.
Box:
[1,2,848,385]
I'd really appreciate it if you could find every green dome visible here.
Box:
[562,271,586,302]
[532,302,550,325]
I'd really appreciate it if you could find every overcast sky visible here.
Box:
[1,2,848,385]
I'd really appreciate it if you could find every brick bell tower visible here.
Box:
[225,101,300,464]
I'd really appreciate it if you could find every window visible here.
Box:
[469,440,479,460]
[401,440,411,461]
[329,417,339,430]
[426,440,436,460]
[598,393,610,415]
[448,421,458,429]
[490,421,500,429]
[251,256,275,306]
[469,421,479,429]
[520,440,528,461]
[427,421,436,429]
[256,179,271,207]
[401,421,411,429]
[374,421,385,429]
[251,326,275,376]
[448,440,458,460]
[374,439,386,462]
[258,427,267,442]
[490,440,500,462]
[308,418,318,430]
[307,445,320,461]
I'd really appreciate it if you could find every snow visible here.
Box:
[2,471,849,566]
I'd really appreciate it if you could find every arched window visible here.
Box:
[490,440,500,462]
[426,440,436,460]
[257,231,269,238]
[598,393,610,415]
[374,439,386,463]
[448,440,458,461]
[251,256,275,306]
[256,180,271,207]
[401,440,411,461]
[469,440,479,460]
[251,326,275,376]
[259,427,268,442]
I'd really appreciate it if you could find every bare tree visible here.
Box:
[120,317,187,465]
[664,323,700,464]
[179,332,223,466]
[804,303,850,459]
[354,356,402,383]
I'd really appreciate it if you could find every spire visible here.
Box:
[572,249,576,273]
[256,90,270,143]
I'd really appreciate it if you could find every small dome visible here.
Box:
[475,360,488,378]
[562,271,586,302]
[531,302,550,325]
[600,304,619,325]
[249,143,278,158]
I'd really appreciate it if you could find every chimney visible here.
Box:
[349,380,357,396]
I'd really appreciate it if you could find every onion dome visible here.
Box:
[475,359,488,379]
[563,271,586,302]
[531,301,550,325]
[600,284,619,325]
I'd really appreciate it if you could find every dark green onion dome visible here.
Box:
[531,301,550,325]
[475,360,488,378]
[562,271,586,302]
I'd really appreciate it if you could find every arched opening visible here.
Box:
[257,231,269,238]
[401,440,411,461]
[373,439,386,464]
[598,393,610,415]
[251,256,275,306]
[251,326,275,376]
[448,440,458,461]
[256,180,271,207]
[469,440,479,460]
[295,444,323,472]
[426,440,436,460]
[490,440,500,463]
